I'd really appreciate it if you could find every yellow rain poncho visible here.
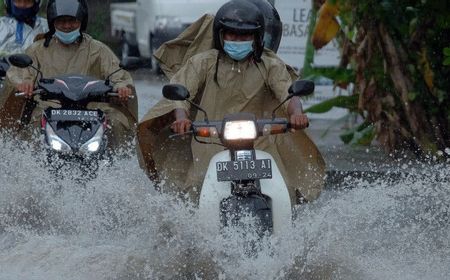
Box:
[0,34,138,148]
[137,15,325,204]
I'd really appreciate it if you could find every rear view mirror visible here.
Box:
[162,84,190,101]
[8,54,33,68]
[0,59,9,77]
[288,80,315,97]
[120,57,141,70]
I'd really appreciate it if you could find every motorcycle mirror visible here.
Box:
[288,80,315,97]
[119,57,141,70]
[0,61,8,77]
[163,84,209,121]
[7,54,33,68]
[271,80,315,119]
[162,84,191,101]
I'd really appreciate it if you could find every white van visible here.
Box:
[111,0,229,68]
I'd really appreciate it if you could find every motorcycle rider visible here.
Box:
[0,0,48,55]
[0,0,47,93]
[138,0,325,205]
[0,0,138,148]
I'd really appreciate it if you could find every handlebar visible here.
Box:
[170,118,292,139]
[15,90,134,99]
[15,89,44,97]
[169,117,310,140]
[107,91,135,99]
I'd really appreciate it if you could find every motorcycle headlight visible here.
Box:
[45,124,72,152]
[80,126,104,154]
[223,120,257,141]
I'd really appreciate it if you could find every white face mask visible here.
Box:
[54,28,80,44]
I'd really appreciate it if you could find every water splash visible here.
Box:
[0,134,449,279]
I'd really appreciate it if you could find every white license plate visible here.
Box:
[50,109,99,121]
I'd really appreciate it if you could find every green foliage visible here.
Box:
[304,94,359,114]
[340,122,375,146]
[304,67,355,85]
[302,4,317,77]
[444,47,450,66]
[309,0,450,151]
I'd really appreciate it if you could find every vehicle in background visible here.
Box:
[110,0,228,70]
[110,2,140,61]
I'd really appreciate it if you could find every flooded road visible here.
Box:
[0,70,449,279]
[132,69,167,120]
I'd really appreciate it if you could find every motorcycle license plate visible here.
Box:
[216,159,272,181]
[49,109,99,121]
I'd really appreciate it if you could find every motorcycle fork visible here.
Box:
[220,149,274,237]
[229,149,261,196]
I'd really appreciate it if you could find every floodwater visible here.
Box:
[0,71,449,279]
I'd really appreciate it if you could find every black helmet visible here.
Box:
[245,0,282,53]
[4,0,42,21]
[44,0,88,47]
[213,0,265,62]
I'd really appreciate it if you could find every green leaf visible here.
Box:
[408,91,418,101]
[443,57,450,66]
[340,131,354,144]
[352,125,376,146]
[305,67,356,84]
[339,122,374,145]
[444,48,450,56]
[437,90,447,103]
[304,95,359,113]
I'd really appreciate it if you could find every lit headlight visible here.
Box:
[223,120,257,141]
[80,126,104,154]
[45,124,72,152]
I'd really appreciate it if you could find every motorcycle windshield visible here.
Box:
[38,74,112,102]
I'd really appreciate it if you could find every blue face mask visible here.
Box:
[223,40,254,61]
[11,4,36,22]
[55,28,81,45]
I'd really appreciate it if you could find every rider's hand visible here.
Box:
[171,108,192,134]
[289,111,309,131]
[16,83,34,98]
[287,96,309,131]
[117,87,132,102]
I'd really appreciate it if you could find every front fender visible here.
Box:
[198,150,292,236]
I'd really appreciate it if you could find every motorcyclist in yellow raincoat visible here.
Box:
[0,0,138,149]
[137,0,325,205]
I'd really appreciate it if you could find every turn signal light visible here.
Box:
[195,127,219,138]
[262,124,287,136]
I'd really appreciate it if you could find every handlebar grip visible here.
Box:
[15,89,42,97]
[107,92,135,99]
[285,121,309,130]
